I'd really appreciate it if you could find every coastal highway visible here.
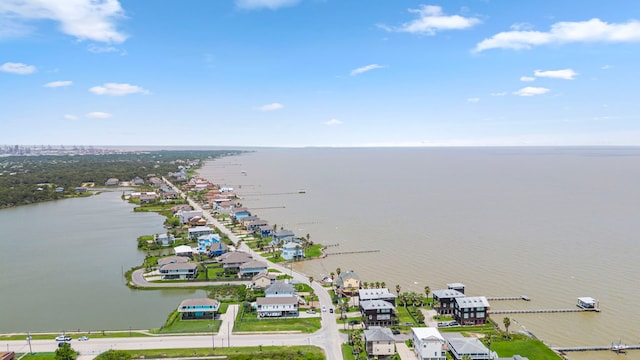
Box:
[160,177,345,360]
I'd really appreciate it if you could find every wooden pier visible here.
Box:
[553,344,640,353]
[487,295,530,301]
[325,249,380,256]
[488,308,599,314]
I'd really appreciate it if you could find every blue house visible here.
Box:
[231,207,251,221]
[282,242,304,260]
[177,298,220,320]
[271,229,295,245]
[197,234,221,253]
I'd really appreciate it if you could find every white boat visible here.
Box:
[298,189,306,194]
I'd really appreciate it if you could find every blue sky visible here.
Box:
[2,0,640,147]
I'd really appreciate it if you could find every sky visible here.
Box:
[2,0,640,147]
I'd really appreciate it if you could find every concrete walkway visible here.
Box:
[396,342,418,360]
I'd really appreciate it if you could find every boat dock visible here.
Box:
[487,296,530,301]
[488,307,599,314]
[553,344,640,353]
[325,249,380,256]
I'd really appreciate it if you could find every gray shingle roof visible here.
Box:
[364,326,395,342]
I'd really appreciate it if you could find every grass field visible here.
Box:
[120,346,324,360]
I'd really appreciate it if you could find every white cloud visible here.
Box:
[87,44,127,55]
[235,0,299,10]
[385,5,480,35]
[64,114,78,120]
[467,97,480,103]
[0,0,127,43]
[324,119,343,126]
[490,92,507,96]
[520,76,536,82]
[350,64,385,76]
[0,62,36,74]
[514,86,550,96]
[44,80,72,88]
[259,102,284,111]
[601,64,613,70]
[475,18,640,52]
[534,69,578,80]
[89,83,149,96]
[86,111,112,119]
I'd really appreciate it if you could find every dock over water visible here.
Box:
[487,295,530,301]
[553,344,640,353]
[488,308,599,314]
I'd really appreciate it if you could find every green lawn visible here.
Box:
[157,318,222,334]
[17,353,55,360]
[396,306,417,325]
[295,283,313,292]
[120,346,324,360]
[235,312,321,333]
[305,244,324,258]
[491,336,562,359]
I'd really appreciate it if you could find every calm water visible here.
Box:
[0,190,207,333]
[199,147,640,360]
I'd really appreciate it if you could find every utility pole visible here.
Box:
[27,332,32,354]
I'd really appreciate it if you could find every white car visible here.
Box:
[55,335,72,342]
[322,305,326,312]
[78,336,89,341]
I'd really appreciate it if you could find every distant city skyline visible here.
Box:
[2,0,640,147]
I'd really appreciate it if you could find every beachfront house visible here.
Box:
[177,298,220,320]
[258,225,274,237]
[196,234,221,254]
[219,251,252,273]
[246,219,269,232]
[412,327,447,360]
[159,262,198,280]
[432,289,465,315]
[131,176,145,185]
[208,241,227,257]
[446,336,491,360]
[256,296,298,318]
[281,242,304,260]
[252,270,277,289]
[238,260,268,278]
[364,326,397,359]
[360,299,398,326]
[188,226,214,239]
[271,229,295,245]
[154,233,175,247]
[174,245,194,257]
[176,209,203,224]
[104,178,119,186]
[358,288,397,306]
[336,270,361,295]
[231,207,251,221]
[265,282,297,297]
[447,282,466,294]
[453,296,490,325]
[157,256,188,267]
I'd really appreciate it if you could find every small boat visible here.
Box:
[612,341,627,353]
[241,171,247,175]
[298,189,306,194]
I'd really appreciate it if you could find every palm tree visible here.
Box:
[424,285,430,304]
[309,276,314,285]
[380,281,386,289]
[395,284,401,296]
[375,281,380,288]
[330,272,335,281]
[336,267,341,276]
[362,281,368,289]
[503,317,511,337]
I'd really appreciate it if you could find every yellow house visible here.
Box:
[336,270,361,295]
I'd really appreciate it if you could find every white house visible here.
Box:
[159,262,198,280]
[281,242,304,260]
[364,326,397,358]
[265,282,297,297]
[154,233,175,247]
[188,226,214,239]
[446,336,491,360]
[412,327,447,360]
[174,245,194,257]
[176,209,203,224]
[256,296,298,317]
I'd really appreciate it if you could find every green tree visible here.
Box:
[424,285,430,302]
[336,267,341,276]
[395,284,401,296]
[55,343,77,360]
[503,317,511,337]
[362,281,368,289]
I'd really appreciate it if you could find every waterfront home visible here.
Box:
[154,233,175,247]
[364,326,397,359]
[178,298,220,320]
[208,240,228,257]
[160,186,178,199]
[159,262,198,280]
[281,241,304,260]
[172,204,192,213]
[432,289,465,315]
[336,270,361,295]
[213,200,233,213]
[104,178,119,186]
[446,335,491,360]
[139,192,158,203]
[245,219,269,231]
[360,299,398,326]
[196,234,221,253]
[271,229,295,245]
[231,207,251,221]
[238,260,268,277]
[174,245,194,257]
[188,216,207,226]
[448,283,465,294]
[258,224,274,237]
[157,256,188,267]
[453,296,490,325]
[131,176,145,185]
[412,327,447,360]
[252,270,277,289]
[358,288,397,305]
[176,209,203,224]
[219,251,252,272]
[188,226,214,239]
[55,187,64,192]
[256,296,298,318]
[265,281,297,297]
[220,185,234,192]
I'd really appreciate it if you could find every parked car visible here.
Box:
[322,305,326,312]
[449,321,459,326]
[391,329,401,335]
[78,336,89,341]
[55,335,72,342]
[329,308,334,313]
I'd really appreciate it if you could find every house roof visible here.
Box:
[447,282,466,289]
[336,270,360,287]
[364,326,396,342]
[360,300,396,311]
[266,282,296,294]
[257,296,298,305]
[178,298,219,308]
[252,270,277,281]
[161,262,197,271]
[412,327,444,342]
[220,252,252,264]
[157,256,188,266]
[282,242,302,249]
[455,296,490,309]
[358,288,396,300]
[188,226,213,233]
[173,245,194,254]
[239,260,268,270]
[447,337,490,355]
[274,229,295,237]
[432,289,465,299]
